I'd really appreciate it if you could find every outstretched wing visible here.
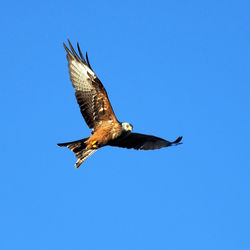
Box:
[109,133,182,150]
[63,40,118,131]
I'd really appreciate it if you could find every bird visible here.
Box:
[57,40,183,168]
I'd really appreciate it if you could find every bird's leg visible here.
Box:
[86,137,99,150]
[91,140,98,148]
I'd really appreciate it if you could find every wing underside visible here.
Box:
[108,133,183,150]
[63,40,118,131]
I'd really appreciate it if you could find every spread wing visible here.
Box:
[109,133,182,150]
[63,40,118,131]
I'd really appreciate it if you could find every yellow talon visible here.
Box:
[92,141,97,145]
[92,144,97,148]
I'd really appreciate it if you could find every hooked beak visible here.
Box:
[128,125,133,131]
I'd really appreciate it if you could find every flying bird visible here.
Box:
[58,40,182,168]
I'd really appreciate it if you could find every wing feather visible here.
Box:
[63,40,118,131]
[77,42,87,65]
[109,133,182,150]
[85,52,93,70]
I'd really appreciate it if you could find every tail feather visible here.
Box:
[75,149,97,168]
[57,137,97,168]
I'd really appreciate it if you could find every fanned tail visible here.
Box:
[57,137,97,168]
[74,148,97,168]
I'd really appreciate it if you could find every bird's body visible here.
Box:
[86,120,123,149]
[58,40,182,168]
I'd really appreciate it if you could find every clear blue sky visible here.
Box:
[1,0,249,249]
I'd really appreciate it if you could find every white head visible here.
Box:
[121,122,133,132]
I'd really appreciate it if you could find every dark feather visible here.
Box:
[75,90,96,129]
[77,42,87,64]
[108,133,183,150]
[57,137,88,153]
[85,52,93,70]
[63,42,73,59]
[67,39,82,63]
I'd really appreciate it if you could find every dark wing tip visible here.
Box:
[67,40,82,62]
[174,136,183,143]
[85,51,93,70]
[171,136,183,146]
[67,39,73,48]
[63,40,92,69]
[77,42,88,64]
[63,42,71,54]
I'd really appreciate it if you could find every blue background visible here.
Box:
[1,0,249,249]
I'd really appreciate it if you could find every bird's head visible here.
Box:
[121,122,133,133]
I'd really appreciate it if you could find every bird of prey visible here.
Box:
[58,40,182,168]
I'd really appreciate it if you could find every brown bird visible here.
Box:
[58,40,182,168]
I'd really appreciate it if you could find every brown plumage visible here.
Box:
[58,40,182,168]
